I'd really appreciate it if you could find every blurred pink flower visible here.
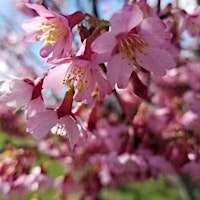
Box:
[149,155,175,177]
[182,161,200,178]
[92,4,175,88]
[186,62,200,92]
[13,166,53,194]
[22,3,84,62]
[146,108,172,134]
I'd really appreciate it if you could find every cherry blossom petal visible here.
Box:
[0,79,33,108]
[40,43,55,58]
[61,116,80,149]
[43,64,69,93]
[25,3,54,18]
[138,17,171,48]
[57,14,70,29]
[91,53,109,65]
[135,46,176,76]
[22,17,46,32]
[123,4,144,32]
[111,4,143,33]
[27,96,45,118]
[62,32,73,56]
[92,70,112,98]
[23,31,40,42]
[46,38,66,63]
[107,53,133,89]
[91,32,116,56]
[27,110,58,139]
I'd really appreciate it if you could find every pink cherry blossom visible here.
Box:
[92,4,175,88]
[22,3,84,62]
[27,108,83,149]
[0,77,33,108]
[43,43,112,104]
[27,89,86,149]
[0,76,45,118]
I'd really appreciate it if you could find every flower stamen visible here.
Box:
[36,19,66,45]
[119,34,149,61]
[63,64,89,92]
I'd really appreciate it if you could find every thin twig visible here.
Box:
[92,0,99,17]
[157,0,161,15]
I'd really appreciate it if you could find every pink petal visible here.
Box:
[107,53,133,89]
[135,46,175,76]
[62,32,73,56]
[22,17,45,32]
[27,110,58,139]
[91,53,110,64]
[43,64,69,93]
[61,115,80,149]
[124,4,144,32]
[40,43,55,58]
[25,3,54,18]
[50,37,71,61]
[23,31,40,42]
[57,14,70,29]
[91,32,116,56]
[0,79,33,108]
[92,70,112,98]
[27,96,45,118]
[46,39,65,62]
[74,89,93,104]
[138,17,171,48]
[72,57,91,66]
[111,4,143,34]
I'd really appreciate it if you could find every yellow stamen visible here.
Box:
[119,34,149,62]
[36,19,65,45]
[63,64,89,92]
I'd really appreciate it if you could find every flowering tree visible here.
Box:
[0,0,200,199]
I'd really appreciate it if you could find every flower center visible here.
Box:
[36,18,65,45]
[119,33,149,60]
[63,63,89,92]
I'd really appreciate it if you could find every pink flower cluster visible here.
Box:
[1,1,200,198]
[0,0,200,199]
[0,146,53,199]
[0,1,176,149]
